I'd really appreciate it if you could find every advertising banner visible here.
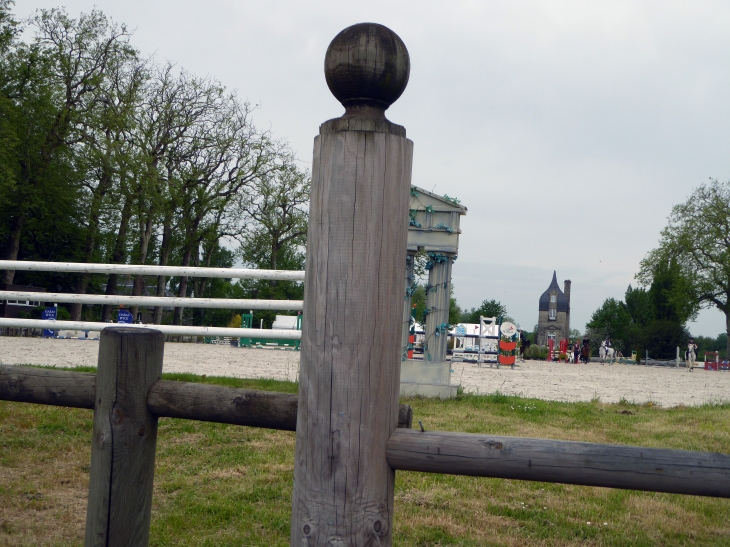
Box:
[42,307,57,338]
[117,309,133,324]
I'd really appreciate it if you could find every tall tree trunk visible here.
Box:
[2,214,26,285]
[191,246,204,327]
[101,196,132,322]
[726,307,730,360]
[269,241,279,288]
[172,244,193,326]
[130,215,155,321]
[70,170,114,321]
[152,211,174,324]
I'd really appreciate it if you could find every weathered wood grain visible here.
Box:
[84,327,164,547]
[147,380,298,430]
[291,119,413,547]
[387,429,730,498]
[0,365,413,430]
[0,365,95,408]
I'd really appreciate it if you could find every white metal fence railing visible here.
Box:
[0,260,305,339]
[0,291,302,311]
[0,260,305,281]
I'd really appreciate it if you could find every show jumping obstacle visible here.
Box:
[2,23,730,547]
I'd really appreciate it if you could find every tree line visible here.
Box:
[0,3,309,328]
[587,178,730,359]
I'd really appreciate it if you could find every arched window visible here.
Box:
[550,294,557,303]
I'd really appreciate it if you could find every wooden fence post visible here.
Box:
[84,327,165,547]
[291,23,412,547]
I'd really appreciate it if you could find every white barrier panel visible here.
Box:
[0,291,302,311]
[0,260,305,281]
[0,318,302,340]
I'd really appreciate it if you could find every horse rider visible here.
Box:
[581,336,590,364]
[687,338,698,372]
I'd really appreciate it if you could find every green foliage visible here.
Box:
[448,284,460,325]
[624,284,653,327]
[586,298,632,352]
[638,179,730,356]
[0,3,309,330]
[588,271,703,358]
[462,299,507,324]
[410,284,426,325]
[641,320,691,359]
[238,163,310,272]
[524,344,548,360]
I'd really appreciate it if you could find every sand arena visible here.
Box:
[1,337,729,407]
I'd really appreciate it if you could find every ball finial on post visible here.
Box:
[325,23,410,118]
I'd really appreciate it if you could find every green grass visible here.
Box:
[1,370,729,545]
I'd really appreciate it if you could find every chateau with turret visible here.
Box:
[536,271,571,346]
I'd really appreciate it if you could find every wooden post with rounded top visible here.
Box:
[291,23,413,547]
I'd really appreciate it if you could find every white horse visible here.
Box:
[686,343,697,372]
[599,343,615,364]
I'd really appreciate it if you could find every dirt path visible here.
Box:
[2,337,728,407]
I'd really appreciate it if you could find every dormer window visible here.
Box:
[550,294,556,303]
[549,308,556,320]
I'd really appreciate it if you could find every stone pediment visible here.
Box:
[407,186,467,254]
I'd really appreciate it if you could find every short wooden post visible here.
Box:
[291,23,412,547]
[84,327,165,547]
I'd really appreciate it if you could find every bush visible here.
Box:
[524,345,548,360]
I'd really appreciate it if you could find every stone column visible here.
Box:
[424,254,453,363]
[291,23,412,547]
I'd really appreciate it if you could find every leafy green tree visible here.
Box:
[448,286,461,325]
[641,320,690,359]
[462,299,508,324]
[585,297,632,353]
[638,179,730,356]
[1,8,135,284]
[238,162,309,275]
[410,284,426,326]
[0,0,19,207]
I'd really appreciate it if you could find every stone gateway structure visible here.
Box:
[536,271,571,346]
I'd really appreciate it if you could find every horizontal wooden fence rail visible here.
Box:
[0,291,303,311]
[0,260,305,281]
[4,363,729,498]
[387,429,730,498]
[0,318,302,339]
[0,365,413,431]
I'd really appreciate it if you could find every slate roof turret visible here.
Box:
[539,271,569,312]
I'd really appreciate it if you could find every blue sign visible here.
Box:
[42,307,57,338]
[117,309,133,324]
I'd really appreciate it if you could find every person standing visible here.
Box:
[573,340,581,364]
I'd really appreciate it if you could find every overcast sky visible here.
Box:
[20,0,730,336]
